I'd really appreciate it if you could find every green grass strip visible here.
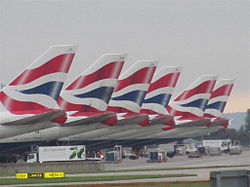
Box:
[0,174,196,185]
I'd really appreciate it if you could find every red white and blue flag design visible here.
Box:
[0,45,77,115]
[108,60,157,114]
[167,75,217,120]
[58,54,126,113]
[204,79,234,118]
[141,66,181,115]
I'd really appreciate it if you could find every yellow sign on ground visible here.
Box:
[16,173,28,179]
[44,172,65,178]
[16,172,64,179]
[28,173,44,178]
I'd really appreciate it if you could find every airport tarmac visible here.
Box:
[2,150,250,186]
[105,149,250,170]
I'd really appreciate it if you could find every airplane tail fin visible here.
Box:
[108,60,158,113]
[58,54,126,112]
[140,66,182,114]
[167,75,217,119]
[204,79,234,118]
[0,45,77,114]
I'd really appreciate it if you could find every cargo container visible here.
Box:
[105,151,120,163]
[148,151,167,163]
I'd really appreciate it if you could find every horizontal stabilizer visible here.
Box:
[116,113,149,126]
[149,115,173,125]
[1,110,65,126]
[176,118,211,128]
[211,118,229,128]
[65,112,116,126]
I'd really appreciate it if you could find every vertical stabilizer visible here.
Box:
[204,79,234,118]
[58,54,126,112]
[167,75,217,119]
[108,60,158,113]
[141,66,182,114]
[0,45,77,114]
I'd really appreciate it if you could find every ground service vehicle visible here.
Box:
[202,139,231,152]
[27,145,86,163]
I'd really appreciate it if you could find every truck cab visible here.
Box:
[27,153,37,163]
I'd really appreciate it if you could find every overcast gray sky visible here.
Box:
[0,0,249,113]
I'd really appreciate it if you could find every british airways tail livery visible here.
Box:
[167,75,218,119]
[0,45,77,114]
[56,54,126,126]
[93,66,182,141]
[0,53,127,143]
[136,75,217,140]
[0,57,155,142]
[204,79,234,118]
[0,45,77,139]
[106,60,158,126]
[141,66,181,114]
[58,54,126,113]
[108,60,158,113]
[202,79,235,131]
[57,61,159,141]
[174,79,235,138]
[139,66,181,126]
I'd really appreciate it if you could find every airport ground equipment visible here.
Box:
[105,151,121,163]
[208,147,221,156]
[229,145,242,155]
[147,147,167,162]
[27,145,86,163]
[202,139,231,153]
[147,151,167,163]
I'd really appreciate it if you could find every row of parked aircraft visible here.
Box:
[0,45,234,149]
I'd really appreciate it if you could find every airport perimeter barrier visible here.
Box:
[210,170,250,187]
[0,161,104,175]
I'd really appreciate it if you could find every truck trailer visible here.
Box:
[27,145,86,163]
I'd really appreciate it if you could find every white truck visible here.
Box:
[202,139,231,153]
[27,145,86,163]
